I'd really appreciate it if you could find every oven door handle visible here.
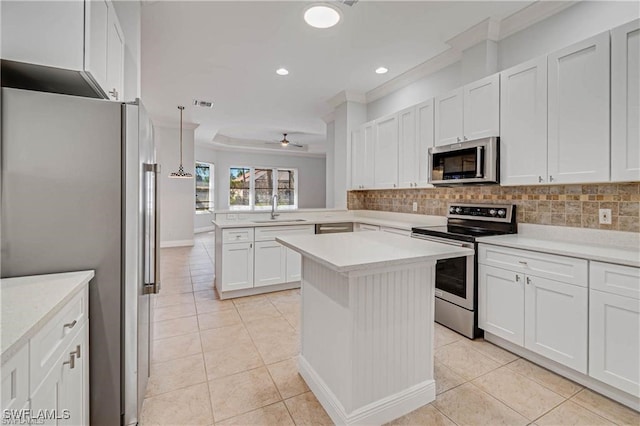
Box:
[411,234,474,249]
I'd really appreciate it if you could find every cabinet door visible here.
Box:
[398,106,418,188]
[1,345,29,414]
[285,247,303,282]
[374,114,399,189]
[500,57,548,185]
[416,99,434,186]
[524,276,588,373]
[254,241,286,287]
[589,289,640,397]
[221,242,254,291]
[30,360,63,426]
[60,323,89,425]
[548,32,610,184]
[463,74,500,140]
[611,19,640,182]
[106,6,124,101]
[351,128,364,189]
[85,0,109,93]
[435,88,464,146]
[478,265,524,345]
[362,122,376,188]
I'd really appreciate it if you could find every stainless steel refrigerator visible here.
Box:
[1,88,160,426]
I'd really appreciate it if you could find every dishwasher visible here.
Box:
[315,222,354,234]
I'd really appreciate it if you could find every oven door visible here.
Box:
[412,234,475,310]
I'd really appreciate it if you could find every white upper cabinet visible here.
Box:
[500,57,548,185]
[398,106,418,188]
[374,113,399,189]
[548,31,610,184]
[1,0,125,100]
[611,19,640,182]
[351,123,375,190]
[416,100,435,186]
[435,88,464,146]
[463,74,500,141]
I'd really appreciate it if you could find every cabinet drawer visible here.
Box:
[356,223,380,232]
[254,225,314,242]
[222,228,254,243]
[478,245,588,286]
[30,287,88,390]
[590,262,640,299]
[1,345,29,412]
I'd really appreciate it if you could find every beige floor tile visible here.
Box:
[245,316,295,338]
[283,312,301,330]
[200,324,252,353]
[507,358,583,398]
[253,330,300,364]
[386,403,455,426]
[216,402,294,426]
[146,353,207,397]
[155,292,194,308]
[459,339,519,365]
[284,391,333,426]
[140,382,213,426]
[571,389,640,425]
[472,366,565,421]
[198,309,242,331]
[434,383,529,426]
[153,315,199,340]
[232,293,272,306]
[236,300,282,323]
[193,281,216,293]
[267,289,300,303]
[152,332,202,363]
[195,298,236,314]
[434,323,463,348]
[209,367,281,422]
[434,362,466,395]
[161,271,191,280]
[435,341,501,381]
[159,283,194,295]
[194,289,218,301]
[203,340,263,380]
[154,302,196,321]
[267,358,309,399]
[536,400,615,426]
[271,299,300,316]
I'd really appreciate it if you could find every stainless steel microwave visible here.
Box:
[428,137,499,185]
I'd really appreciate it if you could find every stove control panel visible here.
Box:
[447,204,515,222]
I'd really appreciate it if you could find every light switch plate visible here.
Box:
[412,202,418,212]
[598,208,612,224]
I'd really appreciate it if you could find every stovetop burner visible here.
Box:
[412,204,517,242]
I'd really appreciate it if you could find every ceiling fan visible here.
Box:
[266,133,304,148]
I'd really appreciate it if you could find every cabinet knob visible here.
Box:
[63,353,76,369]
[457,137,461,142]
[538,176,543,183]
[463,136,468,141]
[393,184,397,188]
[549,175,554,182]
[526,277,532,285]
[515,275,521,282]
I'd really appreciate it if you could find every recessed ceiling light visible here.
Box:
[375,67,389,74]
[276,68,289,76]
[304,4,341,29]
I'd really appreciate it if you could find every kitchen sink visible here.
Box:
[252,219,308,223]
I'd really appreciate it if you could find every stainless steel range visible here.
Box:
[411,204,517,338]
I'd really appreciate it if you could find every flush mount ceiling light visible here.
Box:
[304,4,341,29]
[169,106,193,179]
[375,67,389,74]
[276,68,289,76]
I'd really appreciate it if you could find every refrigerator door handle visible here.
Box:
[143,163,161,294]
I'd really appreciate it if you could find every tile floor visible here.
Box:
[140,232,640,426]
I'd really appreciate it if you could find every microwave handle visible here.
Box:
[476,146,483,178]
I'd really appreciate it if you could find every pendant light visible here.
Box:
[169,105,193,178]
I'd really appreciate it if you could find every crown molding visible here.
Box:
[326,90,367,108]
[498,1,579,40]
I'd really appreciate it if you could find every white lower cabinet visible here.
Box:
[478,245,588,373]
[286,248,303,282]
[589,262,640,397]
[254,241,286,287]
[221,242,254,291]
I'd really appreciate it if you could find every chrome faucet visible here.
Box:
[271,194,280,220]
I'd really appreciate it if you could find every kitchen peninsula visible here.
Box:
[277,231,473,425]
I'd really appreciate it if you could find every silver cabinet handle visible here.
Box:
[518,260,528,265]
[463,136,468,141]
[414,182,417,187]
[549,175,554,182]
[63,353,76,369]
[538,176,543,183]
[70,345,81,359]
[109,89,119,100]
[393,184,397,188]
[457,137,461,142]
[515,275,521,282]
[526,277,532,285]
[63,320,77,329]
[249,243,252,249]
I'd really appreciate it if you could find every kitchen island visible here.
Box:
[276,231,472,425]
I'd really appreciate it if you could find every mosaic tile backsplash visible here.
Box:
[347,183,640,232]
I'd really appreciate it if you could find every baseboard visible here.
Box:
[195,226,215,234]
[217,281,300,300]
[160,239,194,248]
[298,356,436,425]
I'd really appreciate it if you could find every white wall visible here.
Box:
[155,125,195,246]
[195,146,327,213]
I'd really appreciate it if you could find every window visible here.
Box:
[229,167,298,210]
[195,162,214,212]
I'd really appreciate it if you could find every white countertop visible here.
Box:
[277,231,473,273]
[213,210,446,231]
[1,270,94,363]
[478,234,640,267]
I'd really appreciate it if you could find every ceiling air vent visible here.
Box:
[193,99,214,108]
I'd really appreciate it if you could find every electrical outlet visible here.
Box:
[412,202,418,212]
[599,208,612,225]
